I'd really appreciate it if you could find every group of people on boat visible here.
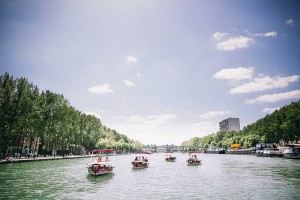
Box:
[187,154,201,164]
[134,156,148,162]
[165,154,176,161]
[95,156,110,163]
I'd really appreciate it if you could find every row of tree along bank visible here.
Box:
[182,100,300,150]
[0,73,143,160]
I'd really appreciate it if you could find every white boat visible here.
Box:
[132,152,150,169]
[187,152,201,165]
[87,149,115,176]
[283,145,300,159]
[262,148,279,157]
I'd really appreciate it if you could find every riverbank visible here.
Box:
[0,155,90,164]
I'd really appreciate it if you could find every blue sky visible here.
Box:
[1,0,300,145]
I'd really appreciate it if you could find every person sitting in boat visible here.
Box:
[96,157,102,163]
[105,156,109,162]
[193,155,198,161]
[134,156,138,161]
[144,157,148,162]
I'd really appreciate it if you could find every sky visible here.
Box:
[0,0,300,145]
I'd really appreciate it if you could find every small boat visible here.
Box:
[187,153,201,165]
[132,152,150,169]
[165,153,176,162]
[283,144,300,159]
[87,149,115,176]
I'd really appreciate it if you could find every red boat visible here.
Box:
[87,149,115,176]
[131,152,150,169]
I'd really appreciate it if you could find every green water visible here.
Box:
[0,154,299,200]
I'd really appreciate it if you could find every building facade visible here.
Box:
[219,118,240,132]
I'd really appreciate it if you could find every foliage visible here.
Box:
[182,100,300,148]
[0,73,141,159]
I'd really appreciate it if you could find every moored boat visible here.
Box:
[262,148,279,157]
[255,143,279,157]
[283,144,300,159]
[132,152,150,169]
[226,144,255,155]
[204,146,225,154]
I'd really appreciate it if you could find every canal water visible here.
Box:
[0,153,299,200]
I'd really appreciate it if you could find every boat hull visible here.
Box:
[204,150,225,154]
[132,161,149,169]
[88,163,114,176]
[165,157,176,162]
[283,147,300,159]
[284,154,300,159]
[226,149,255,155]
[187,159,201,165]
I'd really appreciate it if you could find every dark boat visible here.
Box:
[226,144,255,155]
[204,146,225,154]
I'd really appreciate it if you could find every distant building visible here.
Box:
[219,118,240,132]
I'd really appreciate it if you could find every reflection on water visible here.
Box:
[86,173,114,184]
[0,154,300,199]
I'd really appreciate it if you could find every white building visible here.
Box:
[219,118,240,132]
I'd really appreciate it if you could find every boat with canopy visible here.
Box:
[87,149,115,176]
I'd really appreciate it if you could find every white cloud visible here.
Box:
[261,107,279,114]
[199,111,229,119]
[246,29,277,38]
[217,36,253,51]
[212,32,228,41]
[126,56,138,65]
[245,90,300,104]
[128,113,176,126]
[254,31,277,37]
[137,73,142,78]
[88,84,114,94]
[263,31,277,37]
[286,19,297,27]
[123,80,135,87]
[213,67,254,82]
[230,75,300,94]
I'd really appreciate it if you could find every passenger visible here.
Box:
[144,157,148,162]
[194,155,198,161]
[142,156,144,161]
[135,156,138,161]
[106,156,109,162]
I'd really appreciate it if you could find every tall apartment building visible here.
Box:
[219,118,240,132]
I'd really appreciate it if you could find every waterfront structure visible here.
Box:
[219,118,240,132]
